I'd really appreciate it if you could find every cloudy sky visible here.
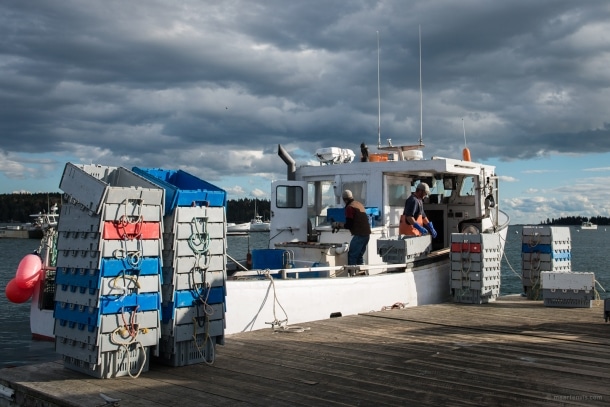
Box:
[1,0,609,224]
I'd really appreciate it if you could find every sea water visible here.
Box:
[1,225,609,367]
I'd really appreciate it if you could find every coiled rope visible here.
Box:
[109,306,148,379]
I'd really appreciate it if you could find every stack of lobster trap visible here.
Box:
[521,226,571,300]
[521,225,594,308]
[132,168,227,367]
[52,163,227,378]
[53,163,165,378]
[450,233,502,304]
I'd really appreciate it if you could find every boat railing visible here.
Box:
[497,209,511,231]
[229,262,417,280]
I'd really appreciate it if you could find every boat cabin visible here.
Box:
[269,146,500,268]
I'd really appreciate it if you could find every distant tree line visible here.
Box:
[541,216,610,226]
[0,192,269,224]
[0,193,62,223]
[226,198,270,223]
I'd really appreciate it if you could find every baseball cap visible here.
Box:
[342,190,353,199]
[416,182,430,196]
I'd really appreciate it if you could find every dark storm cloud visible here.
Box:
[1,0,609,185]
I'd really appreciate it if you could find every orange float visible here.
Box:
[5,278,35,303]
[462,147,471,162]
[15,253,43,289]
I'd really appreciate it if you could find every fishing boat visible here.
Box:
[581,220,598,230]
[27,204,59,239]
[222,142,510,333]
[17,138,509,341]
[21,143,510,339]
[20,32,510,343]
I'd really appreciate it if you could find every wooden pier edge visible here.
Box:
[1,296,609,406]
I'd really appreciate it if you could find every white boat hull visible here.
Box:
[225,260,451,334]
[249,222,270,232]
[29,265,451,340]
[30,279,55,341]
[227,222,250,233]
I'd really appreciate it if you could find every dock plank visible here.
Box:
[1,297,608,406]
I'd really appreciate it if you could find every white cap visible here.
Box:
[342,190,353,199]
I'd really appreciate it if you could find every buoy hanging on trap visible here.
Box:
[14,253,42,289]
[5,278,35,303]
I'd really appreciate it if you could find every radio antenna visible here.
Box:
[419,25,423,146]
[377,30,381,148]
[462,117,471,161]
[462,117,467,147]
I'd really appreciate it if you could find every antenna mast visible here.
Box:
[419,25,423,146]
[462,117,467,147]
[377,31,381,148]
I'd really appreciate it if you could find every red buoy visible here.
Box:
[5,278,35,303]
[15,254,42,289]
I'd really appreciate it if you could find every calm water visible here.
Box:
[1,225,608,368]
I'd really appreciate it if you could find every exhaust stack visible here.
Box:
[277,144,296,180]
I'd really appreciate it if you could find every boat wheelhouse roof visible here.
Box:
[294,155,496,180]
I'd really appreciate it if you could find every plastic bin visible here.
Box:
[60,163,164,214]
[132,167,227,214]
[252,249,287,269]
[326,207,380,226]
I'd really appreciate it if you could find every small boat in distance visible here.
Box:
[581,220,598,230]
[249,214,270,232]
[249,199,270,232]
[227,222,250,233]
[0,224,30,239]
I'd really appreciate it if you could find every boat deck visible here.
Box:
[1,296,609,406]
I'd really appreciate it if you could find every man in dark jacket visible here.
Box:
[332,190,371,265]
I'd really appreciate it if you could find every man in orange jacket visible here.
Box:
[401,182,437,238]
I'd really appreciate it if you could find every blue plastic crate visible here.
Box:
[521,244,571,257]
[100,257,162,277]
[326,208,345,223]
[54,302,101,327]
[132,167,227,214]
[252,249,287,269]
[326,206,380,225]
[521,243,553,254]
[326,206,380,227]
[100,292,160,314]
[56,268,101,289]
[171,286,225,308]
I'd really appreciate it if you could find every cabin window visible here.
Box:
[388,181,411,206]
[459,176,476,196]
[275,185,304,208]
[342,181,366,205]
[307,181,335,215]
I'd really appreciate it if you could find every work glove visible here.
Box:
[426,222,438,238]
[413,223,428,235]
[331,222,342,233]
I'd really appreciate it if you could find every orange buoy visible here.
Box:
[15,253,43,289]
[5,278,35,303]
[462,147,471,161]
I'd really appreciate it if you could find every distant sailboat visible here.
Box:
[250,199,270,232]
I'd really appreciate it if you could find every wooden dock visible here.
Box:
[1,296,609,406]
